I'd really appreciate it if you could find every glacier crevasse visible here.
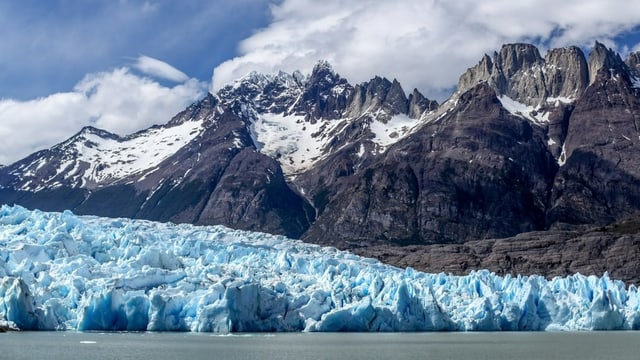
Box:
[1,205,639,332]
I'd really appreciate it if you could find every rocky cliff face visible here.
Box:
[1,42,640,280]
[588,41,628,84]
[548,45,640,227]
[627,51,640,75]
[303,82,557,247]
[355,214,640,285]
[543,46,589,99]
[458,43,590,105]
[303,42,640,248]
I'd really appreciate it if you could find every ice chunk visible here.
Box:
[1,205,639,332]
[0,277,42,330]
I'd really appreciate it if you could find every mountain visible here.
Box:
[0,60,436,239]
[1,42,640,280]
[304,42,640,248]
[0,94,314,238]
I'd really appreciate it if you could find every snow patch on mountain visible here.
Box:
[546,96,574,105]
[356,143,366,158]
[5,118,206,191]
[558,144,568,166]
[369,114,420,150]
[250,113,348,175]
[250,111,422,173]
[498,96,550,124]
[74,120,204,184]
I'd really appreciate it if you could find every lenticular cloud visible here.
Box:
[1,205,639,332]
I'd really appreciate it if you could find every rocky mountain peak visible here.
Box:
[588,41,628,84]
[492,43,547,105]
[76,125,120,139]
[237,71,273,90]
[456,43,626,107]
[543,46,589,99]
[54,126,121,154]
[457,43,547,106]
[347,76,407,119]
[308,60,337,84]
[626,51,640,77]
[294,61,352,121]
[408,88,438,118]
[495,43,544,78]
[214,70,304,119]
[457,54,493,92]
[167,93,218,126]
[386,79,407,109]
[344,75,432,121]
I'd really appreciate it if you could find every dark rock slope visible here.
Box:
[304,42,640,251]
[548,44,640,228]
[303,83,558,246]
[355,214,640,285]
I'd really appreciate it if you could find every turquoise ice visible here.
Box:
[1,205,639,332]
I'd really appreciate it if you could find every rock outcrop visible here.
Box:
[588,41,628,84]
[627,51,640,76]
[354,214,640,285]
[457,43,614,105]
[543,46,589,99]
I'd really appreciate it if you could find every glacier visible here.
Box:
[1,205,640,332]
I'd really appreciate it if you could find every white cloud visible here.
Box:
[0,68,206,165]
[134,55,189,83]
[212,0,640,100]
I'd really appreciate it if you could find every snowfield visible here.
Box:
[1,205,639,332]
[74,120,204,184]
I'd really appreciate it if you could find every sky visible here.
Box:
[1,0,640,165]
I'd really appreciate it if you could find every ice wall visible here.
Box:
[1,205,639,332]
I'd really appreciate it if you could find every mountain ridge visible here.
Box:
[1,41,640,279]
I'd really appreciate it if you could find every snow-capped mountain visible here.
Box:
[216,61,437,177]
[1,42,640,280]
[0,60,436,239]
[6,121,205,191]
[2,61,435,189]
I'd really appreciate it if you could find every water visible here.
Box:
[1,331,639,360]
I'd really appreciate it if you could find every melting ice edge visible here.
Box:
[1,205,639,332]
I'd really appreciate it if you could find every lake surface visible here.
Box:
[1,331,639,360]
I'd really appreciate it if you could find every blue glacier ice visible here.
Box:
[1,205,640,332]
